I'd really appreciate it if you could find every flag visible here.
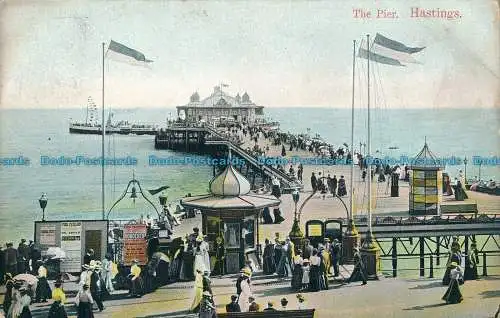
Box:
[374,33,425,54]
[358,46,405,66]
[221,83,229,87]
[106,40,153,65]
[358,34,425,66]
[148,185,170,196]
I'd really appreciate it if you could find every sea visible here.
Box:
[0,107,499,242]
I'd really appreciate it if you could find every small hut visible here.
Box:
[181,162,281,274]
[409,142,444,215]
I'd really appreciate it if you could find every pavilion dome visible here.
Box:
[209,164,251,196]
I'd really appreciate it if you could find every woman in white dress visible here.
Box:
[200,237,211,276]
[193,240,206,277]
[237,269,252,312]
[101,254,114,292]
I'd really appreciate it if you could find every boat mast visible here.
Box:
[101,42,106,220]
[350,40,356,219]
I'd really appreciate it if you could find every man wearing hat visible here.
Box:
[280,297,288,310]
[226,295,241,312]
[90,260,105,311]
[330,238,341,277]
[4,242,18,276]
[17,239,29,274]
[263,301,276,311]
[248,296,260,312]
[84,249,95,266]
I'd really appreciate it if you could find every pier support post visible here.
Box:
[429,254,434,278]
[482,252,487,276]
[392,237,397,278]
[419,237,425,277]
[464,236,469,256]
[436,236,440,266]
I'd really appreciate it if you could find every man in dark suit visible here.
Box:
[263,301,277,311]
[225,295,241,312]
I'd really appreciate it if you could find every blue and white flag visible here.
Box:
[359,34,425,66]
[106,40,153,66]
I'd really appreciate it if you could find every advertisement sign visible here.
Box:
[124,224,147,265]
[39,224,56,246]
[60,221,82,272]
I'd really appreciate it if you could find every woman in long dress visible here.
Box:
[237,272,252,312]
[442,262,464,304]
[443,243,462,285]
[200,238,211,276]
[101,254,114,293]
[337,176,347,197]
[308,249,321,292]
[190,269,203,313]
[35,261,51,302]
[48,280,67,318]
[291,252,303,291]
[464,242,479,281]
[194,242,206,277]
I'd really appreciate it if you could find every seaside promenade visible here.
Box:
[1,130,499,318]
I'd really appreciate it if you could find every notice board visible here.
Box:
[123,224,147,265]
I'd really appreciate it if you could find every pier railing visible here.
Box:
[204,125,302,190]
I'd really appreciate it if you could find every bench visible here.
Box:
[440,203,477,215]
[218,309,315,318]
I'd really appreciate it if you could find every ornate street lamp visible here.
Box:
[464,157,468,185]
[289,189,302,237]
[39,193,48,221]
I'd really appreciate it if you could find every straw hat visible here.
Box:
[202,291,212,297]
[450,262,458,268]
[240,267,252,277]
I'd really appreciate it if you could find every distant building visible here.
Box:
[176,85,264,123]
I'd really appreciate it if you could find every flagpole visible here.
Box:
[367,34,371,234]
[350,40,356,220]
[102,42,106,220]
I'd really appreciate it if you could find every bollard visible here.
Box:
[429,254,434,278]
[482,252,487,276]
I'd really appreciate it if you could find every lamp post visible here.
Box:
[159,192,168,222]
[464,157,468,185]
[289,189,304,252]
[39,193,48,221]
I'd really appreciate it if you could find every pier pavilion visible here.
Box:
[176,86,264,124]
[181,158,280,274]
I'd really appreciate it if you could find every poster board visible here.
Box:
[123,224,148,265]
[60,221,82,272]
[34,220,108,273]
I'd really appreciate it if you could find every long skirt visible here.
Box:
[35,277,52,301]
[442,267,452,285]
[442,279,463,304]
[48,301,68,318]
[291,264,303,290]
[309,265,321,292]
[213,258,224,276]
[77,302,95,318]
[262,256,275,275]
[169,257,182,282]
[130,277,144,296]
[157,260,170,286]
[262,208,273,224]
[464,259,478,281]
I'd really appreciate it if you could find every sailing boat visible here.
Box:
[69,96,117,134]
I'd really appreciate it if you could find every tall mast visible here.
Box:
[367,34,373,236]
[101,42,106,220]
[350,40,356,219]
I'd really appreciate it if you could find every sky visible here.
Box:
[0,0,498,109]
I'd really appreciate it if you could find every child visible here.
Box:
[76,284,94,318]
[49,279,68,318]
[301,259,310,291]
